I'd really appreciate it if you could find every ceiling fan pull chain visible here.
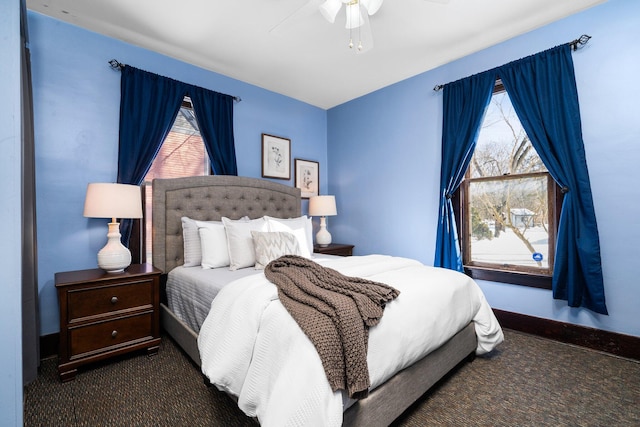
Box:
[348,5,354,48]
[357,8,363,51]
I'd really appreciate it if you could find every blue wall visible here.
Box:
[0,1,24,424]
[328,0,640,337]
[28,11,327,335]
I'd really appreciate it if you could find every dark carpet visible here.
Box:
[24,329,640,426]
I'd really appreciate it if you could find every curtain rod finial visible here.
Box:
[108,59,124,70]
[571,34,591,51]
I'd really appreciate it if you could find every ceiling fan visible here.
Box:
[271,0,450,53]
[320,0,381,51]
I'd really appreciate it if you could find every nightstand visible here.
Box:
[313,243,355,257]
[55,264,162,382]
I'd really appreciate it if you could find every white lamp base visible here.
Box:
[315,216,332,247]
[97,222,132,273]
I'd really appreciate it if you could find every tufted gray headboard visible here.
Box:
[152,175,301,273]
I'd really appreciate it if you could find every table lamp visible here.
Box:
[83,183,143,273]
[309,195,337,247]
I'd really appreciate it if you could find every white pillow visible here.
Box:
[198,222,230,269]
[251,231,301,269]
[222,217,268,270]
[181,217,219,267]
[181,216,249,267]
[265,216,313,258]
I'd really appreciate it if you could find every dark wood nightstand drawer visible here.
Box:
[67,279,154,322]
[68,312,154,358]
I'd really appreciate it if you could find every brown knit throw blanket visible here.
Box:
[264,255,400,399]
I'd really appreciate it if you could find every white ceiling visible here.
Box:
[27,0,606,109]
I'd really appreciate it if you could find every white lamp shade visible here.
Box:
[309,195,337,217]
[83,183,143,220]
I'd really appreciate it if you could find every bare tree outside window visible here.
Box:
[463,89,556,277]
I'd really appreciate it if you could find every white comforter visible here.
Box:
[198,255,503,427]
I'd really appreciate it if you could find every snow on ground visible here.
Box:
[471,226,549,268]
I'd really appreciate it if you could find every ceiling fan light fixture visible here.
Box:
[315,0,378,52]
[345,2,364,29]
[319,0,342,23]
[361,0,383,15]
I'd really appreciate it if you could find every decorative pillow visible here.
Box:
[198,222,230,269]
[265,215,313,258]
[181,217,219,267]
[222,217,268,270]
[251,231,301,269]
[182,216,249,267]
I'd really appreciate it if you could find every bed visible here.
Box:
[152,175,503,427]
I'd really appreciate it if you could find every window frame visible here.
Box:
[454,80,563,290]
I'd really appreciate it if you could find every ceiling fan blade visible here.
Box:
[269,0,324,34]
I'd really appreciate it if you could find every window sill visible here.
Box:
[464,265,552,290]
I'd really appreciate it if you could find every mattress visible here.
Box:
[166,254,338,332]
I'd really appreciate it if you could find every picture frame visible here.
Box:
[295,158,319,199]
[261,134,291,180]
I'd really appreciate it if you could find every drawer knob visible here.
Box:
[111,296,118,304]
[111,330,118,338]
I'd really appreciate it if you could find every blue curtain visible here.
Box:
[117,66,186,184]
[117,66,185,245]
[498,45,607,314]
[116,66,239,246]
[190,86,238,175]
[434,71,497,271]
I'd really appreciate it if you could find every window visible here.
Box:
[142,97,209,262]
[457,81,561,289]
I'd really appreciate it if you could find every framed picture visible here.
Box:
[295,158,319,199]
[262,134,291,180]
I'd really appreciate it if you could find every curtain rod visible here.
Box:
[108,59,242,103]
[432,34,591,92]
